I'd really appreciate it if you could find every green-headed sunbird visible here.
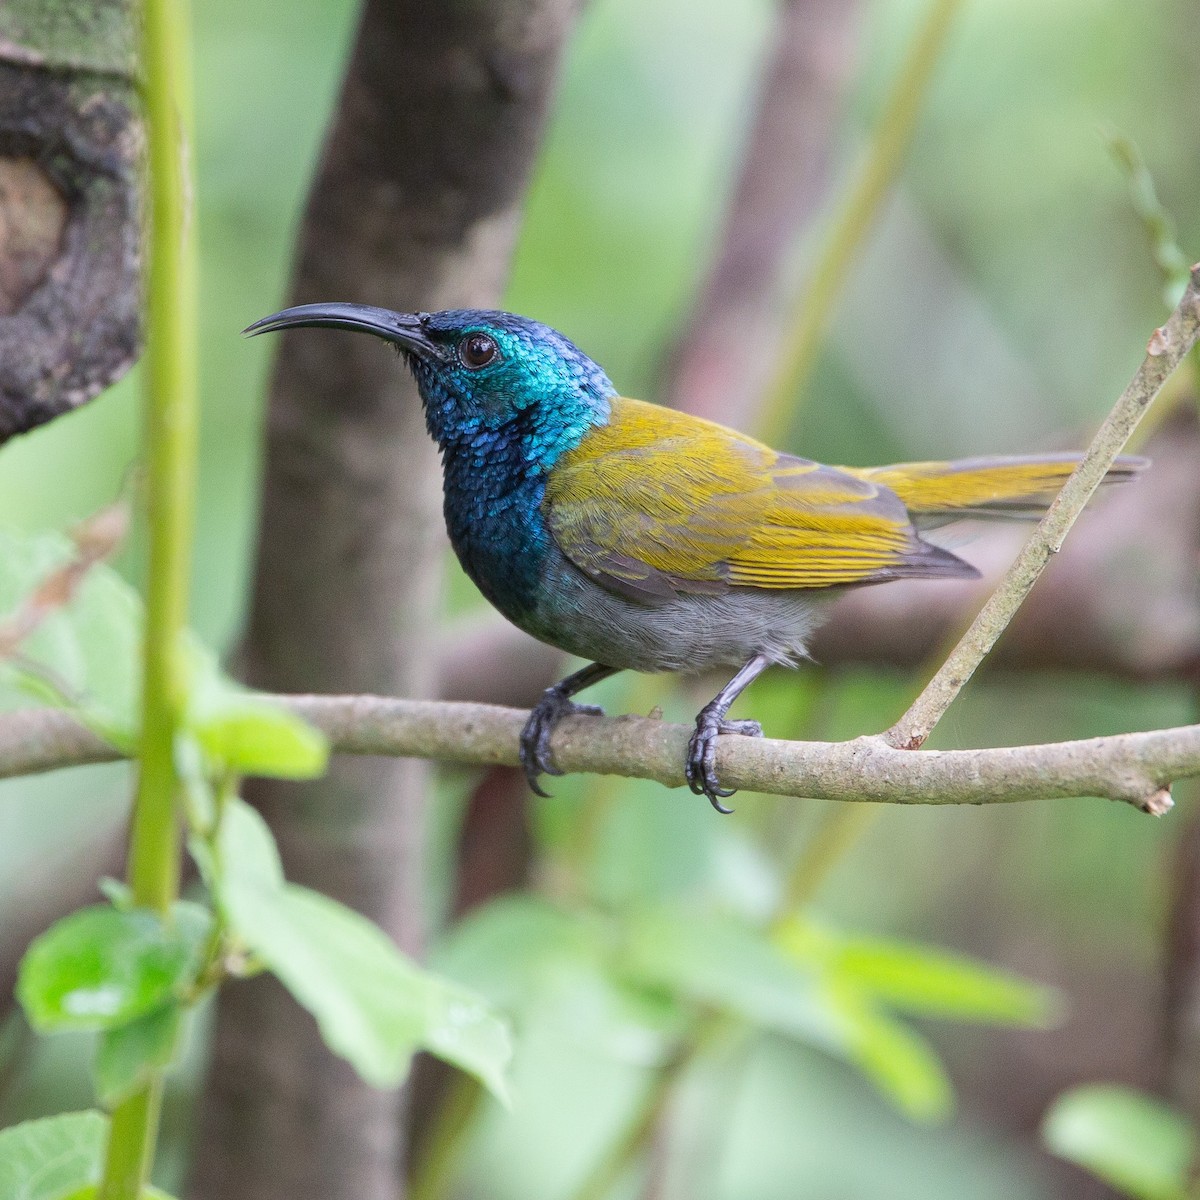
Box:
[246,305,1145,811]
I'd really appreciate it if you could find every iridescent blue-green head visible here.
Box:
[245,303,615,467]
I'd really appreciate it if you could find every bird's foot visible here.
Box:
[519,686,605,797]
[685,710,763,814]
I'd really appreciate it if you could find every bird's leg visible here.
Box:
[520,662,619,796]
[686,654,770,814]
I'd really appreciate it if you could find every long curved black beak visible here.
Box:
[243,302,446,361]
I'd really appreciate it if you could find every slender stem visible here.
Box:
[1102,131,1200,441]
[756,0,964,445]
[408,1076,483,1200]
[568,1032,715,1200]
[781,803,878,912]
[888,265,1200,751]
[100,0,198,1194]
[99,1086,166,1200]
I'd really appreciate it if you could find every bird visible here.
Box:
[245,303,1146,812]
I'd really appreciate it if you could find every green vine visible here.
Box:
[99,0,198,1191]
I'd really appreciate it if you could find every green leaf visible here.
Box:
[189,695,328,780]
[97,879,133,910]
[0,531,142,742]
[621,909,843,1052]
[93,1003,184,1107]
[17,903,211,1032]
[778,918,1060,1026]
[1043,1085,1197,1200]
[214,799,511,1097]
[430,895,601,1010]
[433,896,685,1064]
[184,643,328,779]
[0,1111,106,1200]
[213,794,284,889]
[623,909,958,1122]
[827,983,954,1124]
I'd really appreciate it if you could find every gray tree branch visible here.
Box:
[0,696,1190,814]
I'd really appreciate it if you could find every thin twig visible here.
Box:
[662,0,861,427]
[887,263,1200,751]
[0,697,1192,815]
[755,0,964,445]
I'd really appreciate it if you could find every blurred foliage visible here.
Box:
[1044,1085,1198,1200]
[0,1109,176,1199]
[0,0,1198,1196]
[0,530,512,1193]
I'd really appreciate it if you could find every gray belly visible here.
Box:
[516,548,834,673]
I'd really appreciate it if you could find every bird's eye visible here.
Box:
[459,333,499,369]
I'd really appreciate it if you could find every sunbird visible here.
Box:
[246,305,1144,811]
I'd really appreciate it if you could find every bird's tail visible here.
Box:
[848,453,1148,526]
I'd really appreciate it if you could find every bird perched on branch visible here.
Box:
[246,305,1144,811]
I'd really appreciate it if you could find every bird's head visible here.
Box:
[245,303,615,457]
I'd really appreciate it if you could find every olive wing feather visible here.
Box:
[543,398,971,602]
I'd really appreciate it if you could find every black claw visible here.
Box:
[685,711,765,814]
[519,686,603,796]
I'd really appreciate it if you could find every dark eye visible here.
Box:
[459,333,499,369]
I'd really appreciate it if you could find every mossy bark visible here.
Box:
[0,0,140,440]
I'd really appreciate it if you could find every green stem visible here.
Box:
[408,1076,484,1200]
[99,0,198,1193]
[568,1037,702,1200]
[781,803,878,913]
[756,0,964,446]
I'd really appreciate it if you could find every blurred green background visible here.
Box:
[2,0,1198,1195]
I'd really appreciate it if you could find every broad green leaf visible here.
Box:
[213,794,284,889]
[215,799,511,1097]
[93,1003,184,1107]
[827,982,954,1124]
[17,903,211,1032]
[778,918,1060,1026]
[0,531,142,743]
[622,909,956,1121]
[1044,1085,1196,1200]
[432,896,685,1064]
[0,1111,106,1200]
[621,909,843,1052]
[430,895,601,1009]
[185,643,327,779]
[188,691,328,780]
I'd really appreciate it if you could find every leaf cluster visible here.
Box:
[0,530,512,1199]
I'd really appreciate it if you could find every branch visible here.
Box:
[661,0,861,427]
[0,696,1190,815]
[888,263,1200,750]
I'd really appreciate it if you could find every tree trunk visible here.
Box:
[189,3,577,1199]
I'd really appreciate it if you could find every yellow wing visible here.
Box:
[543,398,971,602]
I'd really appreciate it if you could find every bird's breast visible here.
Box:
[441,448,552,623]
